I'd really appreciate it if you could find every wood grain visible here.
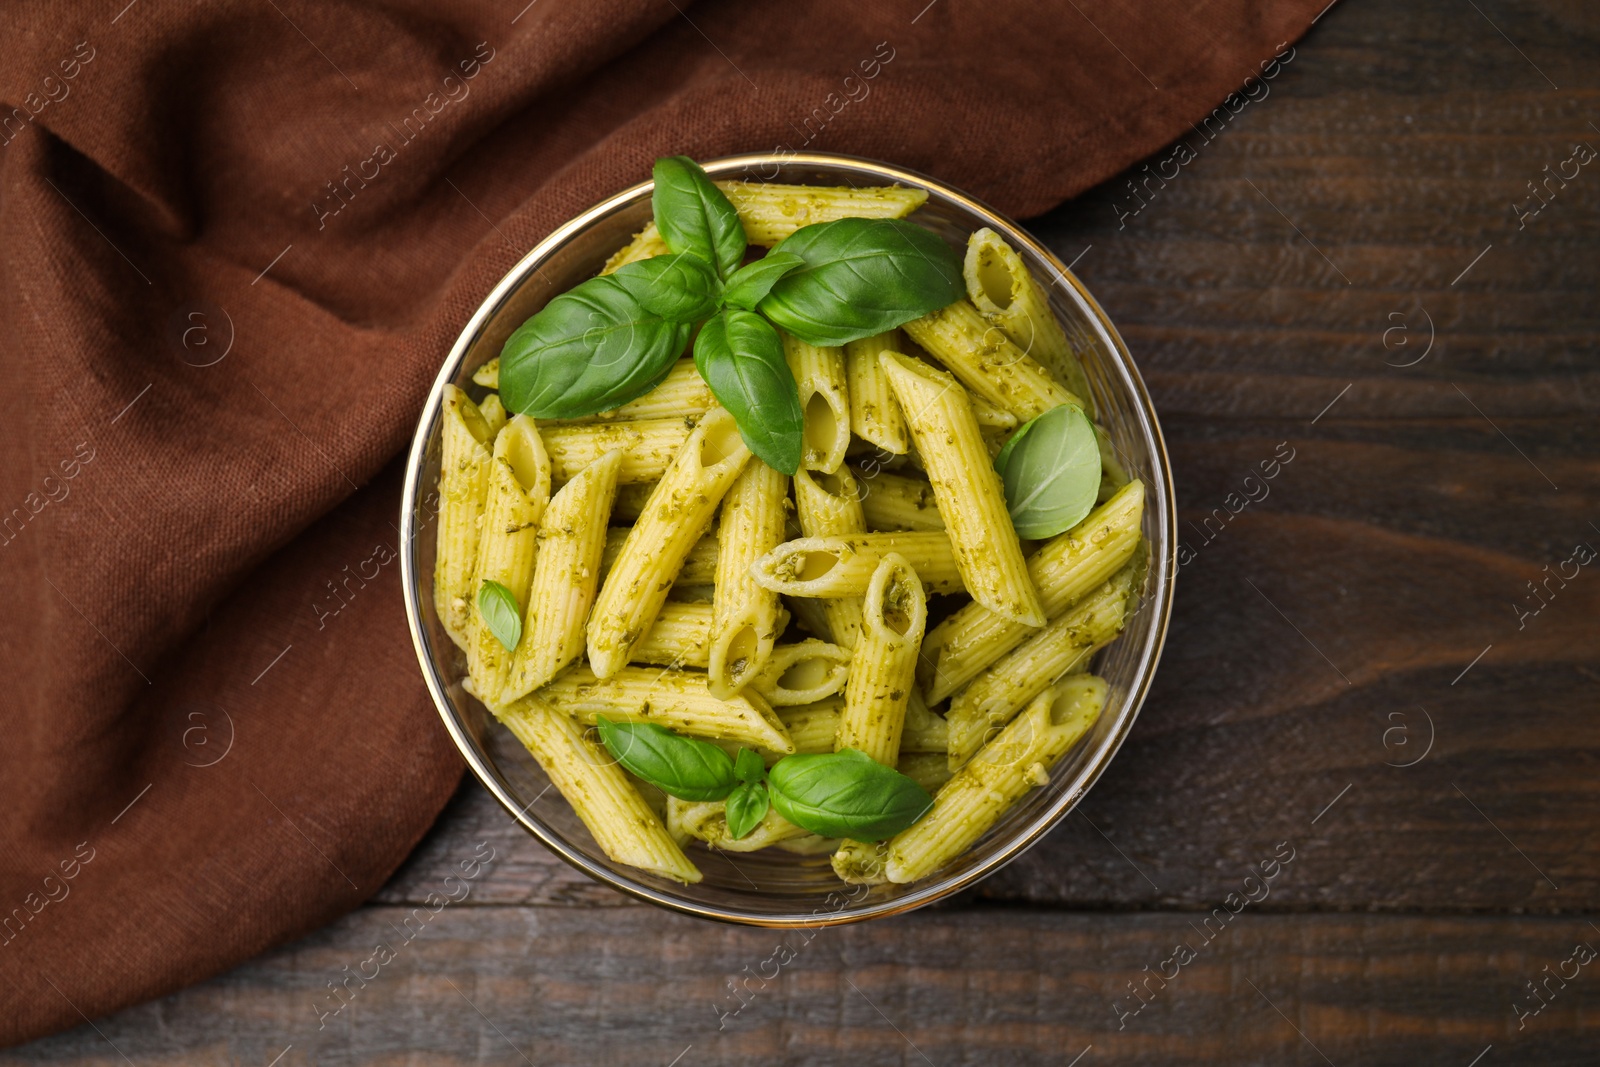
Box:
[5,906,1597,1066]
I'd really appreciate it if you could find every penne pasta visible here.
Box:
[708,461,789,698]
[467,416,551,701]
[835,553,926,766]
[477,392,508,438]
[628,600,713,669]
[752,531,962,597]
[668,796,810,852]
[542,418,696,486]
[782,332,851,474]
[920,480,1145,702]
[854,466,944,532]
[831,839,889,885]
[902,688,948,755]
[886,675,1106,883]
[496,695,701,883]
[792,467,867,648]
[434,385,496,647]
[963,228,1096,417]
[541,360,714,426]
[843,330,910,455]
[945,551,1141,767]
[587,408,752,678]
[714,181,928,246]
[533,663,795,754]
[600,221,672,275]
[471,359,499,389]
[776,697,845,756]
[879,352,1045,628]
[902,301,1083,422]
[601,528,717,587]
[896,752,954,796]
[506,448,623,700]
[749,639,851,706]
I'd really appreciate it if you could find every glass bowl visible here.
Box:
[399,152,1176,926]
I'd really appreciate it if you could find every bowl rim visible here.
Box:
[399,151,1176,927]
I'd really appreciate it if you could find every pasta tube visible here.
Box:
[477,392,508,438]
[471,359,499,389]
[776,698,844,756]
[587,408,752,679]
[854,467,944,532]
[831,839,889,885]
[752,531,962,597]
[897,752,954,796]
[886,675,1106,883]
[496,695,700,883]
[434,385,496,647]
[533,663,794,754]
[542,360,714,425]
[467,416,551,700]
[879,352,1045,627]
[946,553,1140,767]
[709,461,789,698]
[600,221,672,275]
[963,228,1095,417]
[902,689,948,754]
[749,639,851,706]
[714,181,928,246]
[843,330,910,454]
[902,301,1082,422]
[506,448,623,699]
[542,417,695,486]
[835,553,926,766]
[629,601,713,669]
[782,332,851,474]
[792,467,866,648]
[601,528,717,586]
[920,480,1145,702]
[668,797,810,852]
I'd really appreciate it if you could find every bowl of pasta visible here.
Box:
[400,153,1175,925]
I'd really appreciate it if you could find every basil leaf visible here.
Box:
[724,780,769,841]
[993,404,1102,539]
[594,717,737,802]
[609,253,721,323]
[766,748,933,841]
[693,309,803,475]
[476,580,522,652]
[652,156,746,281]
[758,218,965,347]
[498,274,690,418]
[734,747,766,785]
[721,252,805,311]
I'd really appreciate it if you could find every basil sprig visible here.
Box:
[993,404,1103,539]
[766,749,933,841]
[594,719,931,842]
[497,156,963,475]
[477,579,522,651]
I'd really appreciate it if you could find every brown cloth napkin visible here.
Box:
[0,0,1327,1045]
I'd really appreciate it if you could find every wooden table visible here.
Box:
[9,0,1597,1062]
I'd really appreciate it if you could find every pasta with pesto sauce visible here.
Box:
[433,170,1147,888]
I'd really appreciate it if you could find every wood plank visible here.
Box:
[7,907,1597,1065]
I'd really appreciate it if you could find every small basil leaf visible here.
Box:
[498,274,689,418]
[734,747,766,785]
[993,404,1102,539]
[476,580,522,652]
[766,748,934,841]
[758,218,964,347]
[724,781,769,841]
[721,252,806,311]
[609,253,721,323]
[594,716,737,802]
[652,156,746,281]
[693,309,803,475]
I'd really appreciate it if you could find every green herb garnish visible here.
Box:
[498,156,963,475]
[994,404,1103,539]
[476,579,523,652]
[594,718,931,842]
